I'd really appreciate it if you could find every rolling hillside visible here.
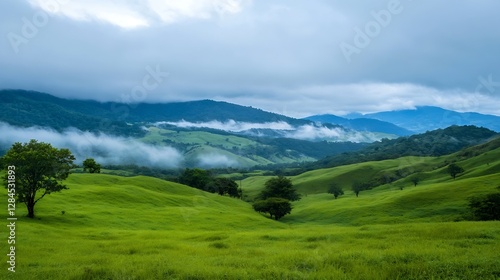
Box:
[305,125,498,171]
[1,148,499,279]
[241,137,500,224]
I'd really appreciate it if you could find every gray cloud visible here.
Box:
[196,153,239,168]
[0,0,499,117]
[158,120,391,142]
[156,120,293,132]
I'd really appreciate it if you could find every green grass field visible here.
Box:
[1,145,499,279]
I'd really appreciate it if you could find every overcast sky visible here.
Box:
[1,0,499,117]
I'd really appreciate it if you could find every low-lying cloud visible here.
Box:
[157,120,294,132]
[0,122,182,168]
[158,120,388,142]
[286,125,382,142]
[196,153,238,168]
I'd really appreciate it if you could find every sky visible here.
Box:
[1,0,500,118]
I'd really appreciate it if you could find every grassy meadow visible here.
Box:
[1,145,500,279]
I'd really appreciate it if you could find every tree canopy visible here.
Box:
[448,163,464,179]
[328,183,344,199]
[83,158,101,173]
[2,140,75,218]
[468,192,500,221]
[259,176,301,201]
[252,198,292,220]
[212,177,240,198]
[352,181,370,197]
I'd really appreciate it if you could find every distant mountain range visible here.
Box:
[303,125,499,171]
[0,90,394,142]
[1,89,499,168]
[307,107,500,135]
[357,106,500,133]
[304,115,413,136]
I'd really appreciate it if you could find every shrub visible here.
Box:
[468,193,500,221]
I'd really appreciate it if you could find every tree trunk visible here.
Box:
[27,199,35,218]
[27,205,35,218]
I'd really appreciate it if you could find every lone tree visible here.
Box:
[352,181,369,197]
[327,183,344,199]
[2,140,75,218]
[259,176,301,201]
[468,192,500,221]
[252,176,298,220]
[448,163,464,179]
[252,197,292,220]
[83,158,101,173]
[411,177,420,187]
[213,177,240,198]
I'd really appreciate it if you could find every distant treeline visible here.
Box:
[300,125,498,172]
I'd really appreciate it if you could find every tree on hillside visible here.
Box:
[213,177,240,198]
[178,168,213,191]
[468,192,500,221]
[259,176,301,201]
[327,183,344,199]
[252,198,292,220]
[411,177,420,187]
[447,163,464,179]
[2,140,75,218]
[352,181,369,197]
[83,158,101,173]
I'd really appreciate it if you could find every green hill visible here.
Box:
[304,125,498,171]
[1,139,499,279]
[242,138,500,224]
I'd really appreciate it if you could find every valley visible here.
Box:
[1,133,499,279]
[1,90,499,279]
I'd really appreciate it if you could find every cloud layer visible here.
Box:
[0,122,182,168]
[157,120,293,132]
[0,1,499,117]
[159,120,389,142]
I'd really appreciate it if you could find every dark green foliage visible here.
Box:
[411,177,420,187]
[259,176,301,201]
[252,138,365,159]
[327,183,344,199]
[447,163,464,179]
[213,177,240,198]
[178,169,241,198]
[178,168,213,191]
[352,181,370,197]
[252,198,292,220]
[83,158,101,173]
[0,90,144,137]
[103,165,179,181]
[468,192,500,221]
[0,90,310,129]
[2,140,76,218]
